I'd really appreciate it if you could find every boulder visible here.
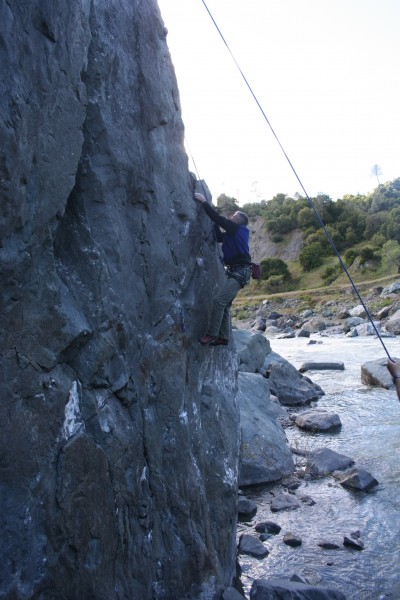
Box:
[339,468,379,492]
[353,321,381,336]
[233,330,271,373]
[238,535,269,558]
[250,578,347,600]
[238,496,258,519]
[384,309,400,335]
[380,282,400,297]
[295,409,342,432]
[237,373,295,486]
[261,351,325,406]
[361,358,393,389]
[306,448,354,477]
[270,493,300,512]
[283,532,302,547]
[255,521,281,535]
[349,304,367,318]
[299,362,344,372]
[343,535,364,551]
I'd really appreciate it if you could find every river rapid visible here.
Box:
[238,334,400,600]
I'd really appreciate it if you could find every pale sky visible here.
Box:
[157,0,400,205]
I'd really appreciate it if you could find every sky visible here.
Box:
[157,0,400,205]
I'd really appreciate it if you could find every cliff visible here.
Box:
[0,2,240,599]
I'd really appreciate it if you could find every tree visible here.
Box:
[216,194,240,214]
[259,257,290,281]
[382,240,400,273]
[299,242,324,271]
[371,164,382,186]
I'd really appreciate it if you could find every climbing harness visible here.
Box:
[199,0,393,362]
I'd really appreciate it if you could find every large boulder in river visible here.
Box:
[238,373,295,486]
[295,409,342,432]
[0,2,240,598]
[361,358,393,389]
[260,351,325,406]
[306,448,354,477]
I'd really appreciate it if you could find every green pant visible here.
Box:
[207,275,242,341]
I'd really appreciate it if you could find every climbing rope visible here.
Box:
[185,137,225,265]
[199,0,393,361]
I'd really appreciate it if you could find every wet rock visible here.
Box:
[261,351,325,406]
[297,329,311,338]
[238,534,269,558]
[270,493,300,512]
[238,497,258,519]
[259,533,272,542]
[306,448,354,477]
[283,532,302,547]
[255,521,282,535]
[238,372,295,486]
[250,578,347,600]
[278,331,296,339]
[300,495,316,506]
[361,358,392,389]
[317,540,341,550]
[343,534,364,551]
[295,409,342,432]
[299,362,344,372]
[339,468,379,492]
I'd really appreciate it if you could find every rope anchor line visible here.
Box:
[199,0,393,362]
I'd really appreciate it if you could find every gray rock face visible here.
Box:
[237,373,295,486]
[0,2,240,598]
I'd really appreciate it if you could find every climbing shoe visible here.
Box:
[210,337,228,346]
[199,334,218,345]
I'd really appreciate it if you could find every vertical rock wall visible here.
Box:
[0,1,240,598]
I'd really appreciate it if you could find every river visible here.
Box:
[238,334,400,600]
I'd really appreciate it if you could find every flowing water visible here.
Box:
[238,335,400,599]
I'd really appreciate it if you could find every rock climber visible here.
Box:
[194,190,251,346]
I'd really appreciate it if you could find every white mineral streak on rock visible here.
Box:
[179,410,188,425]
[63,381,84,439]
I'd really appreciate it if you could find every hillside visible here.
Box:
[249,216,303,263]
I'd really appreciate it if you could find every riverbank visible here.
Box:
[234,334,400,600]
